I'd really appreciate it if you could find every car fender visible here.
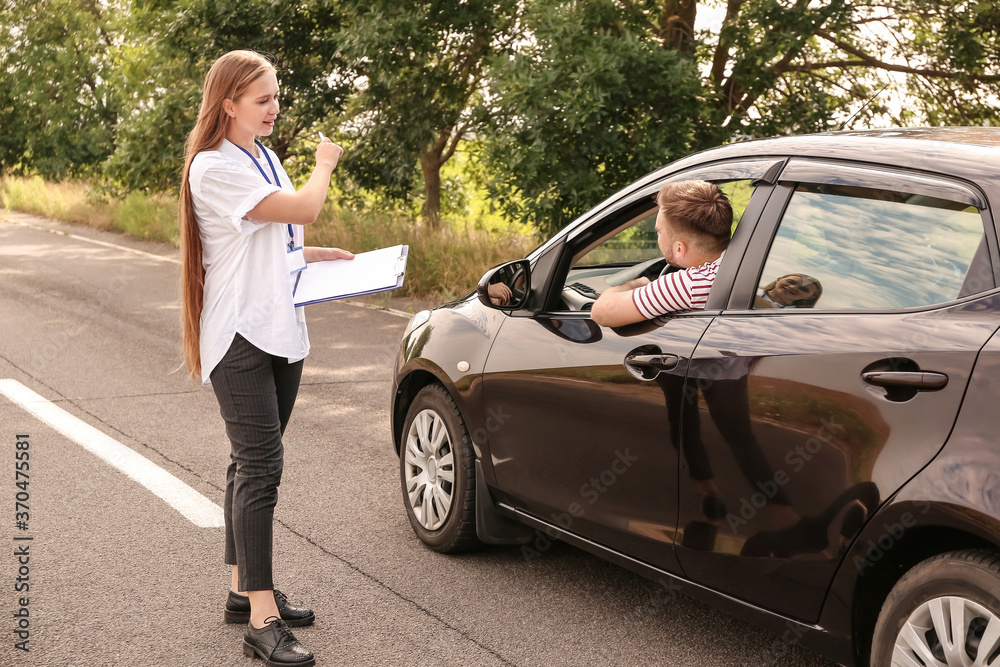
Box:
[391,296,510,464]
[817,490,1000,665]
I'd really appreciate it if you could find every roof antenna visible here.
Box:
[839,83,890,131]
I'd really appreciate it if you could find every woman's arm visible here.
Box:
[303,246,354,263]
[248,140,343,225]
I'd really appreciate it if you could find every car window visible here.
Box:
[575,209,660,268]
[754,182,992,310]
[718,179,754,230]
[559,178,759,311]
[574,179,753,270]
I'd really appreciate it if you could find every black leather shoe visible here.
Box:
[226,589,316,627]
[243,617,315,667]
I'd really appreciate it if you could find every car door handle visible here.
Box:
[861,371,948,390]
[625,354,679,370]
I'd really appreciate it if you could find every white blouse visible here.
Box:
[189,139,309,385]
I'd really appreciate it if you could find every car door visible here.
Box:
[480,159,783,573]
[673,159,1000,621]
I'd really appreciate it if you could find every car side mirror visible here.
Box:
[477,260,531,311]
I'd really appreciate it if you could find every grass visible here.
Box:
[0,175,179,244]
[0,176,539,300]
[1,176,116,229]
[308,206,538,301]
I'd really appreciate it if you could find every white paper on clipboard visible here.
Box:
[293,244,408,307]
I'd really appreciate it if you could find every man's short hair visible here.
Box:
[656,180,733,251]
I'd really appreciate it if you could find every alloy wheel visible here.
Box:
[892,595,1000,666]
[403,408,456,531]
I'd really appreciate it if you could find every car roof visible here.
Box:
[666,126,1000,173]
[828,126,1000,147]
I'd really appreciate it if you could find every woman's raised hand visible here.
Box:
[316,135,344,171]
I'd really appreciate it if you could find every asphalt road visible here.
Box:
[0,211,838,666]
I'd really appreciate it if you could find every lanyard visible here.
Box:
[234,139,281,185]
[233,139,295,245]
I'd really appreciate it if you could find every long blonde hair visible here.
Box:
[179,50,276,379]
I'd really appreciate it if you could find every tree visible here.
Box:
[0,0,123,178]
[700,0,1000,132]
[482,0,1000,233]
[103,0,351,193]
[336,0,520,227]
[482,0,711,235]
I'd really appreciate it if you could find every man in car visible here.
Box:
[591,180,732,327]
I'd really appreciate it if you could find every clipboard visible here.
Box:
[293,244,408,307]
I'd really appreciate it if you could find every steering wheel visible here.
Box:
[604,257,668,286]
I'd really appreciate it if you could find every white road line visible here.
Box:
[59,231,182,264]
[0,379,224,528]
[343,301,412,319]
[2,217,181,264]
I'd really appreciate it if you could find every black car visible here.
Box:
[390,128,1000,666]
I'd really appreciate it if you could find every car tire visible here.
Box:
[399,384,479,553]
[871,549,1000,666]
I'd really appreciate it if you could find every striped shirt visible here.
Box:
[631,252,724,319]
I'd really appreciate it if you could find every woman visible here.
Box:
[754,273,823,309]
[180,50,351,667]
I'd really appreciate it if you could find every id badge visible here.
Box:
[286,245,307,275]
